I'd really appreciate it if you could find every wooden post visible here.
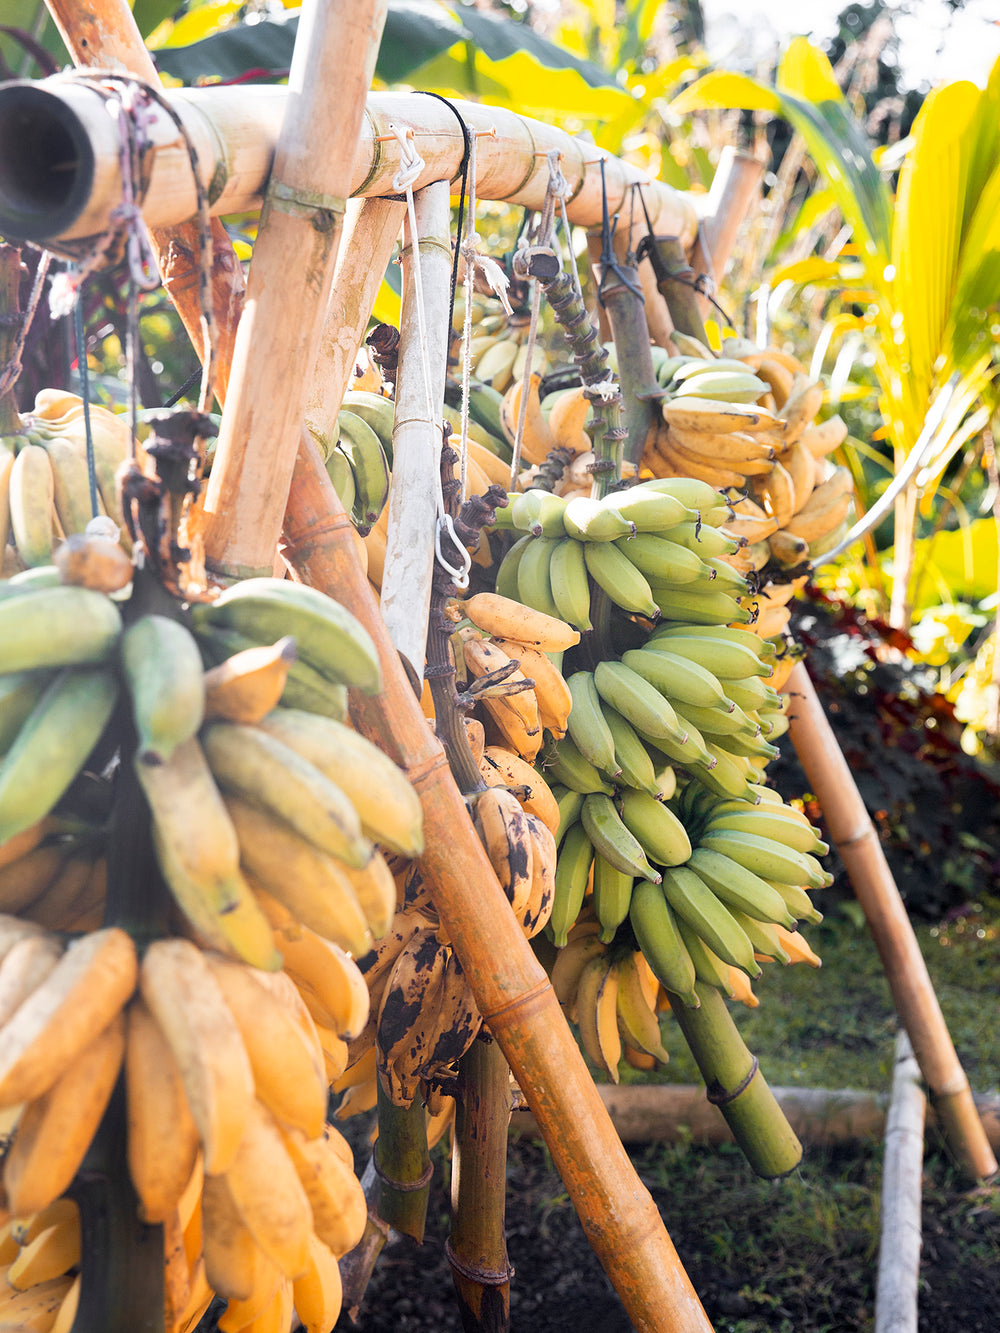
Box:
[875,1031,926,1333]
[379,180,453,683]
[784,661,997,1181]
[689,147,764,320]
[200,0,388,577]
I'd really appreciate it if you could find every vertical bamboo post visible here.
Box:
[282,440,713,1332]
[43,0,246,402]
[200,0,388,577]
[784,661,997,1180]
[304,197,406,445]
[875,1031,926,1333]
[379,180,453,682]
[689,147,764,320]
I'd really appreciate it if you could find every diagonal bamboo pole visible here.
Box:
[282,434,712,1332]
[199,0,389,578]
[784,661,997,1181]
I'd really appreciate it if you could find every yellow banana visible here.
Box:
[752,460,796,528]
[273,927,370,1039]
[473,786,534,920]
[478,743,561,836]
[203,636,298,725]
[782,467,854,543]
[574,953,621,1083]
[520,811,557,939]
[767,528,810,568]
[215,1243,282,1333]
[783,437,817,512]
[279,1123,367,1258]
[547,386,593,456]
[8,443,55,567]
[0,1274,75,1329]
[461,635,541,762]
[7,1208,81,1290]
[778,374,825,446]
[799,413,848,459]
[293,1232,343,1333]
[456,592,580,653]
[662,396,776,436]
[488,638,572,740]
[38,434,96,539]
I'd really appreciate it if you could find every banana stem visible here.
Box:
[598,273,660,470]
[651,236,711,347]
[374,1083,433,1243]
[68,1079,165,1333]
[666,982,803,1180]
[0,242,25,434]
[448,1032,514,1333]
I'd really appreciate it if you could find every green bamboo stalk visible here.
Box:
[448,1033,514,1333]
[374,1084,433,1242]
[666,981,803,1179]
[0,243,24,434]
[650,236,711,347]
[599,266,661,469]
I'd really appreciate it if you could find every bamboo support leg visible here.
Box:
[875,1031,926,1333]
[784,661,997,1181]
[689,147,764,320]
[282,438,712,1333]
[380,180,453,683]
[304,196,406,445]
[201,0,388,577]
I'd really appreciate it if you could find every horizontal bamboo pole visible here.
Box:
[875,1031,926,1333]
[0,79,697,253]
[784,661,998,1182]
[282,435,712,1333]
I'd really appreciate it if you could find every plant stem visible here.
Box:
[599,267,661,469]
[374,1083,433,1243]
[650,236,711,346]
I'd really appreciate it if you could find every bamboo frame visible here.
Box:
[688,147,765,321]
[875,1031,926,1333]
[784,661,997,1181]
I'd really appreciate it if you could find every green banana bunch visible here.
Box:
[333,408,390,533]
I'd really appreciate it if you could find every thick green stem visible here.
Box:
[666,982,802,1179]
[600,271,660,469]
[652,237,711,347]
[374,1083,433,1242]
[448,1032,514,1333]
[0,243,25,434]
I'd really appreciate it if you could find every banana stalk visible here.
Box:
[665,982,802,1180]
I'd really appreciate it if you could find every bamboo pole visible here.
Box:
[304,197,406,445]
[875,1031,926,1333]
[0,81,698,253]
[784,661,998,1181]
[379,180,453,682]
[199,0,388,578]
[688,147,765,320]
[282,436,712,1333]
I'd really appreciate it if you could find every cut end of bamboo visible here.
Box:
[0,83,95,242]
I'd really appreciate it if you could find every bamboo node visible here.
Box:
[372,1154,434,1192]
[706,1056,759,1107]
[263,180,346,232]
[444,1237,514,1285]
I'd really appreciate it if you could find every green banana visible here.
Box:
[653,622,776,660]
[600,703,661,796]
[599,488,691,532]
[646,628,773,680]
[670,370,767,403]
[615,533,711,585]
[593,660,687,746]
[553,786,586,846]
[0,666,119,844]
[697,744,758,800]
[714,730,781,762]
[563,497,635,543]
[698,829,828,889]
[548,536,593,632]
[583,541,659,618]
[0,585,122,673]
[566,671,620,779]
[190,577,381,695]
[638,477,734,522]
[666,521,742,559]
[766,878,824,925]
[620,647,729,711]
[660,865,760,977]
[628,879,698,1007]
[673,914,737,997]
[650,585,752,626]
[670,357,764,383]
[324,446,357,516]
[549,822,594,948]
[0,671,55,755]
[467,381,507,442]
[727,908,792,964]
[720,676,781,713]
[121,614,206,766]
[669,699,757,739]
[581,794,660,883]
[510,490,568,538]
[515,535,564,621]
[619,790,691,868]
[336,408,390,530]
[686,847,796,928]
[591,855,634,944]
[704,557,750,595]
[339,389,396,461]
[494,533,534,602]
[642,719,712,770]
[705,805,828,856]
[543,736,615,796]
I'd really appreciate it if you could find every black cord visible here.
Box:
[164,366,203,409]
[410,91,472,326]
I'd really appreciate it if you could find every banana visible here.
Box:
[563,497,635,543]
[38,433,97,540]
[685,846,796,927]
[4,1012,125,1218]
[0,841,68,918]
[197,624,350,722]
[0,585,122,673]
[766,878,825,925]
[202,720,372,869]
[591,855,633,944]
[461,636,541,762]
[550,927,604,1017]
[615,533,709,585]
[547,385,593,456]
[704,806,828,856]
[660,865,760,977]
[515,535,563,622]
[668,332,715,360]
[8,444,55,567]
[673,914,737,997]
[466,381,507,443]
[375,928,450,1105]
[125,997,201,1224]
[665,521,741,559]
[553,787,586,846]
[619,790,692,867]
[487,641,573,742]
[670,370,768,403]
[476,337,520,393]
[0,671,55,756]
[628,879,698,1007]
[755,356,795,408]
[567,671,620,778]
[137,738,282,970]
[666,424,776,466]
[799,413,848,459]
[727,908,793,964]
[753,460,796,528]
[574,953,621,1083]
[17,853,93,931]
[280,1123,367,1258]
[7,1209,81,1289]
[479,744,561,836]
[583,541,659,618]
[698,830,828,888]
[773,923,822,966]
[201,1170,265,1302]
[653,440,748,490]
[121,614,205,766]
[782,468,854,543]
[273,929,370,1039]
[324,443,355,509]
[542,734,615,796]
[225,796,373,957]
[778,375,825,446]
[614,950,670,1064]
[509,489,567,538]
[768,528,809,568]
[339,390,395,456]
[646,628,773,679]
[498,373,557,464]
[599,703,661,797]
[670,356,766,384]
[224,1098,313,1280]
[474,786,534,920]
[0,932,64,1025]
[0,1274,75,1327]
[636,476,734,522]
[662,396,776,435]
[140,937,256,1175]
[548,822,594,948]
[521,812,557,938]
[293,1232,343,1333]
[581,794,660,882]
[457,592,580,653]
[693,743,757,800]
[650,585,752,626]
[593,660,687,746]
[335,409,390,531]
[191,578,381,696]
[669,698,756,740]
[547,536,593,632]
[721,677,781,714]
[203,637,298,726]
[215,1239,283,1332]
[620,646,730,710]
[255,707,423,858]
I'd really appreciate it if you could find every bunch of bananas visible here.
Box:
[1,391,131,574]
[454,296,550,397]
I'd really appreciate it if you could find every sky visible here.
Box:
[699,0,1000,90]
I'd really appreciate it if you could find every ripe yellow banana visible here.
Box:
[521,812,557,939]
[203,636,298,725]
[752,460,796,528]
[0,1274,75,1329]
[293,1232,343,1333]
[201,1170,264,1301]
[478,743,561,836]
[273,928,370,1039]
[0,847,69,919]
[7,1207,80,1290]
[279,1122,367,1258]
[782,467,854,543]
[462,636,542,762]
[4,1012,125,1218]
[215,1242,282,1333]
[488,638,572,741]
[779,375,825,446]
[140,938,255,1175]
[574,953,621,1083]
[547,386,593,456]
[457,592,581,653]
[499,373,557,464]
[783,438,817,512]
[473,786,534,919]
[799,413,848,459]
